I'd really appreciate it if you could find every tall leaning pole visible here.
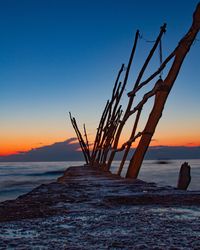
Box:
[126,2,200,178]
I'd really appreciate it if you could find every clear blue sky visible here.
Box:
[0,0,200,155]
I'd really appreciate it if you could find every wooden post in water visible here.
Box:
[177,162,191,190]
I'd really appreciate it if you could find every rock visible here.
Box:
[0,165,199,223]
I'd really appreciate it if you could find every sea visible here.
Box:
[0,159,200,202]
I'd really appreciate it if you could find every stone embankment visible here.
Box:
[0,166,200,249]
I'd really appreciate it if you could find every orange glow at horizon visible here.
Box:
[0,143,44,157]
[1,133,200,157]
[0,134,75,157]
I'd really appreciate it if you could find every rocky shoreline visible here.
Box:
[1,165,200,249]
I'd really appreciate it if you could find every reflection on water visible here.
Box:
[0,160,199,202]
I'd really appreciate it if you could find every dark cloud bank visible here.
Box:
[0,138,199,162]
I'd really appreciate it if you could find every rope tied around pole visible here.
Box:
[139,31,164,79]
[159,38,163,79]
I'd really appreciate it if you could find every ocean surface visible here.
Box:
[0,159,199,202]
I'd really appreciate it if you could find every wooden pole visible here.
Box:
[84,124,91,162]
[106,24,166,171]
[117,109,142,176]
[69,112,90,164]
[126,3,200,178]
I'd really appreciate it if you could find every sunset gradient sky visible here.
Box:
[1,0,200,156]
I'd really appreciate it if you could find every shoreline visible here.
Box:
[1,165,200,248]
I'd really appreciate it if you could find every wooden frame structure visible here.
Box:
[70,3,200,178]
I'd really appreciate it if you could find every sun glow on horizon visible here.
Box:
[0,135,74,157]
[1,134,199,157]
[0,1,199,159]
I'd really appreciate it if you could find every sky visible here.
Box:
[0,0,200,156]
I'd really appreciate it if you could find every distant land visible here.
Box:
[0,138,199,162]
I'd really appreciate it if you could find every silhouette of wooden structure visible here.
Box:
[70,3,200,179]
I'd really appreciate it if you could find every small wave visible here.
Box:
[0,170,65,177]
[25,170,64,177]
[0,179,54,189]
[154,160,170,164]
[0,173,26,177]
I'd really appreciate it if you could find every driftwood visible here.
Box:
[98,31,140,165]
[106,24,167,171]
[90,64,124,165]
[126,4,200,178]
[70,3,200,179]
[69,112,90,164]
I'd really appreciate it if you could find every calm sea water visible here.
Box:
[0,159,199,202]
